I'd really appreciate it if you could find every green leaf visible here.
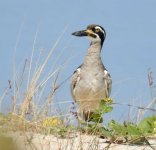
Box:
[98,100,113,114]
[125,122,142,140]
[138,116,156,135]
[99,127,112,137]
[108,120,127,137]
[88,113,103,123]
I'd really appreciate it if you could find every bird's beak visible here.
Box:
[72,29,96,38]
[72,30,88,37]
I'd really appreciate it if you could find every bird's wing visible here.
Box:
[103,70,112,98]
[70,65,82,100]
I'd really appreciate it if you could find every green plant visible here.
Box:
[88,98,113,123]
[138,116,156,135]
[81,97,155,145]
[107,116,156,144]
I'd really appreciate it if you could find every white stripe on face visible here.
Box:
[95,26,104,34]
[95,26,106,38]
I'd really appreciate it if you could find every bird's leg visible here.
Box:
[77,109,85,125]
[83,111,94,122]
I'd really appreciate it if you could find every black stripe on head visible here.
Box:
[88,33,97,38]
[87,24,106,47]
[94,25,106,47]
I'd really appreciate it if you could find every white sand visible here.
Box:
[5,132,156,150]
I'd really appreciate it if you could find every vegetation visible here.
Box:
[0,99,155,146]
[77,100,156,145]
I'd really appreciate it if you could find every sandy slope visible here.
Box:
[4,132,156,150]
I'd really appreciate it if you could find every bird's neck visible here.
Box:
[84,41,102,64]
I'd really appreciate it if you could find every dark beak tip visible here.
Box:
[71,31,78,36]
[71,32,76,36]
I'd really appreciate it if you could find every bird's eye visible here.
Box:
[95,28,100,32]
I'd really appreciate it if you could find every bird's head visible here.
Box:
[72,24,106,46]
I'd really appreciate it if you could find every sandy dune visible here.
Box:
[4,132,156,150]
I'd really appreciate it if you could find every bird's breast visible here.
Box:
[75,71,106,100]
[81,73,104,91]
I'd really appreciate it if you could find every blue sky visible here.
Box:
[0,0,156,122]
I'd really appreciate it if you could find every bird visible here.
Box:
[70,24,112,122]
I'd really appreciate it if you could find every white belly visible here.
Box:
[74,75,106,111]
